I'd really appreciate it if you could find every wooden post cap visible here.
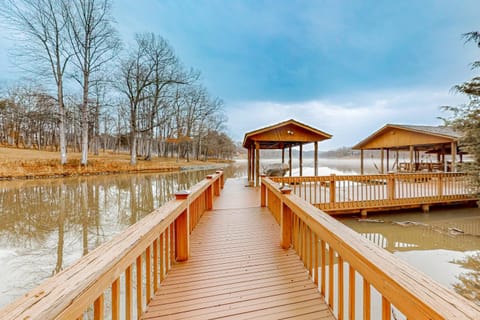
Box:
[175,190,190,200]
[280,186,292,194]
[206,175,213,179]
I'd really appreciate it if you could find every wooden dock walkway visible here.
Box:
[142,179,334,320]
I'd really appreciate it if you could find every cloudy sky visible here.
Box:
[1,0,479,150]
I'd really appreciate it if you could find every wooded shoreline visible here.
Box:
[0,147,228,180]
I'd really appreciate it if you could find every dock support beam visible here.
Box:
[289,146,292,177]
[255,142,260,186]
[280,187,292,249]
[299,144,303,176]
[360,149,364,175]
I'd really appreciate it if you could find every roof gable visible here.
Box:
[353,124,461,150]
[243,119,332,149]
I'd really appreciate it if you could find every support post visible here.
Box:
[289,146,292,177]
[174,209,189,261]
[247,147,251,183]
[329,174,336,204]
[387,172,395,201]
[380,148,384,174]
[299,144,303,176]
[360,149,364,175]
[314,141,318,176]
[409,145,414,172]
[255,142,260,186]
[282,147,285,164]
[451,141,457,172]
[386,149,390,172]
[280,189,292,249]
[174,191,190,262]
[260,175,266,207]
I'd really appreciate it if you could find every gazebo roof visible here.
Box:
[352,124,462,150]
[243,119,332,149]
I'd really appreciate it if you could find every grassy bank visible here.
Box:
[0,147,226,179]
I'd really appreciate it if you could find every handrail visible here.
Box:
[261,176,480,319]
[271,172,475,213]
[0,171,224,320]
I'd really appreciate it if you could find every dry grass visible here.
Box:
[0,147,222,179]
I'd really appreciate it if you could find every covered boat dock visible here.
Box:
[243,119,332,186]
[353,124,463,174]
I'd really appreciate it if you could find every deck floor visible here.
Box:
[142,178,334,320]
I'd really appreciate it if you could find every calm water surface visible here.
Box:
[0,158,479,309]
[0,163,244,307]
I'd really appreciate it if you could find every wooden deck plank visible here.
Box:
[141,179,334,320]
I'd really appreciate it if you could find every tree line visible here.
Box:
[0,0,235,165]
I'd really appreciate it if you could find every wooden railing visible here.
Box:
[271,172,475,213]
[0,171,224,320]
[261,176,480,320]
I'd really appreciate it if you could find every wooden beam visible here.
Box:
[360,149,364,175]
[409,145,414,172]
[247,147,251,182]
[289,146,292,177]
[380,148,384,174]
[386,149,390,173]
[451,141,457,172]
[314,142,318,176]
[255,142,260,186]
[299,144,303,176]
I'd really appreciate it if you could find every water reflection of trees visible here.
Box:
[452,253,480,305]
[0,168,220,299]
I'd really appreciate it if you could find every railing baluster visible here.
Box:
[338,255,344,320]
[160,233,165,282]
[363,279,370,320]
[314,234,319,285]
[126,265,132,320]
[307,226,312,277]
[112,278,120,320]
[165,227,170,274]
[349,266,355,320]
[136,255,143,317]
[328,247,334,309]
[321,240,326,297]
[382,296,391,320]
[153,238,159,292]
[146,245,151,303]
[93,293,104,320]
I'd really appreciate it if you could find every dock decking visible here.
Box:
[142,179,334,320]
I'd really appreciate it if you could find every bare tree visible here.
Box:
[66,0,120,165]
[1,0,72,164]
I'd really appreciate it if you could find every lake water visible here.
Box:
[0,158,479,310]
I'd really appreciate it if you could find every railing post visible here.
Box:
[261,175,266,207]
[387,172,395,200]
[438,174,443,197]
[280,187,292,249]
[329,174,336,204]
[216,170,224,188]
[206,175,214,210]
[174,191,190,262]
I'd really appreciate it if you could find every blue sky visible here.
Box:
[1,0,479,150]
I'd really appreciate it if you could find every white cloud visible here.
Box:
[226,87,468,151]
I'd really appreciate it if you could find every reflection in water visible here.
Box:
[0,166,236,307]
[339,207,480,306]
[452,252,480,304]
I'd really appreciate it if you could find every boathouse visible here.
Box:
[353,124,463,174]
[243,119,332,186]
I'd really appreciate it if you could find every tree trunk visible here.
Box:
[58,81,67,165]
